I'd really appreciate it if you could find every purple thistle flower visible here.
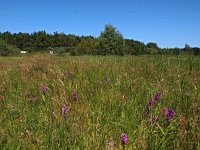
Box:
[66,69,70,79]
[41,84,46,93]
[162,107,175,122]
[61,104,67,116]
[154,92,161,101]
[162,108,168,117]
[168,108,175,118]
[144,93,160,117]
[148,97,155,107]
[146,97,155,111]
[152,115,158,124]
[72,91,78,102]
[121,133,128,145]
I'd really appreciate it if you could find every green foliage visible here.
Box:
[54,47,67,56]
[193,47,200,55]
[47,46,54,52]
[51,46,78,56]
[97,24,125,55]
[65,47,77,55]
[77,37,97,55]
[125,39,145,55]
[0,25,199,56]
[0,31,80,53]
[184,43,193,54]
[0,39,20,56]
[158,48,166,54]
[32,31,49,51]
[146,42,159,49]
[144,47,159,55]
[172,48,181,55]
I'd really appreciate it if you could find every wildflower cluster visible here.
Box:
[144,92,175,124]
[39,69,79,118]
[61,104,67,116]
[121,133,128,148]
[41,84,46,93]
[162,107,175,122]
[152,115,158,124]
[144,92,161,116]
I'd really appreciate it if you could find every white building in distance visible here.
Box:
[20,51,28,54]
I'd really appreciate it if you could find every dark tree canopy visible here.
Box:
[0,24,199,56]
[146,42,159,49]
[125,39,145,55]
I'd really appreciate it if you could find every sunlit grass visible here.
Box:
[0,54,200,149]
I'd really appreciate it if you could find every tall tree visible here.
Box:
[96,24,125,55]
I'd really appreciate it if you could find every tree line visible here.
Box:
[0,24,199,56]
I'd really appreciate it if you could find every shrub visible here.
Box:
[55,47,67,56]
[0,39,20,56]
[144,48,158,55]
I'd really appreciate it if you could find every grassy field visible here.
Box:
[0,54,200,149]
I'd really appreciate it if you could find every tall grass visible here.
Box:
[0,54,200,149]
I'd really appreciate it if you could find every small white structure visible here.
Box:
[50,51,54,54]
[20,51,28,54]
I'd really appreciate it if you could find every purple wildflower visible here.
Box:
[168,108,175,118]
[41,84,46,93]
[152,115,158,124]
[61,104,67,116]
[148,97,155,107]
[154,92,161,101]
[144,92,161,117]
[72,91,78,102]
[162,108,168,116]
[121,133,128,145]
[162,107,175,122]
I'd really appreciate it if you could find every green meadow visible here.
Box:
[0,54,200,149]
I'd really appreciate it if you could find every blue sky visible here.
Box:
[0,0,199,48]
